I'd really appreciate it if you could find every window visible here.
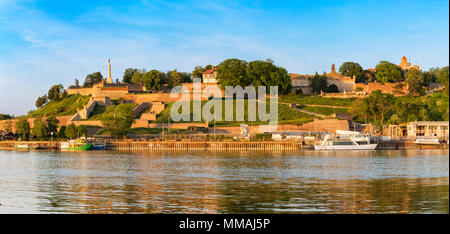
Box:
[416,126,425,136]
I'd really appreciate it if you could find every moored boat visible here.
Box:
[61,138,93,150]
[415,138,441,145]
[87,138,107,150]
[15,143,47,150]
[92,142,106,150]
[314,131,377,150]
[15,143,30,149]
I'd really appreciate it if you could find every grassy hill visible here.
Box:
[28,95,90,117]
[155,99,315,126]
[300,106,349,116]
[87,103,138,120]
[279,94,355,107]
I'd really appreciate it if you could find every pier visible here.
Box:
[0,139,447,151]
[107,141,306,151]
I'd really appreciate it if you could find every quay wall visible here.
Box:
[0,140,447,151]
[107,141,305,151]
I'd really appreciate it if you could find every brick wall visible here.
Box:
[327,78,355,92]
[67,87,93,96]
[149,102,165,114]
[355,82,408,95]
[71,120,103,127]
[0,115,73,133]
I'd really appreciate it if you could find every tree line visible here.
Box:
[339,61,448,84]
[351,90,449,129]
[14,116,91,141]
[121,58,293,94]
[35,84,68,108]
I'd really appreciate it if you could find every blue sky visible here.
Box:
[0,0,449,115]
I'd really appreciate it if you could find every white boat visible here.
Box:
[415,138,441,145]
[314,131,377,150]
[60,138,93,150]
[60,142,70,149]
[15,143,30,149]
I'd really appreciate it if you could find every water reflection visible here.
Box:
[0,150,448,213]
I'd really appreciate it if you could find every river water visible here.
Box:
[0,149,448,214]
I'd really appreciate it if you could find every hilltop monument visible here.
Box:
[106,58,113,84]
[398,56,420,71]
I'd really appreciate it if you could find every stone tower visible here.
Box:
[106,58,113,84]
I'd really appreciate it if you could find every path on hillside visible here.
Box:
[278,102,350,109]
[277,102,329,118]
[290,106,329,118]
[256,100,333,118]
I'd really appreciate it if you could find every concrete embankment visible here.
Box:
[0,140,447,151]
[107,141,306,151]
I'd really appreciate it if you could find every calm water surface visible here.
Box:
[0,149,448,213]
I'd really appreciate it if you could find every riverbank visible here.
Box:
[0,140,448,151]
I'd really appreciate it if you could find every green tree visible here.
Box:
[61,89,68,99]
[179,72,192,83]
[47,84,64,102]
[351,90,395,128]
[375,61,403,83]
[15,118,30,141]
[392,82,406,96]
[2,120,12,132]
[83,72,103,87]
[247,60,277,86]
[65,123,79,139]
[388,114,401,125]
[192,66,206,79]
[46,115,59,136]
[131,70,145,84]
[422,71,436,86]
[363,69,375,82]
[0,113,12,120]
[217,59,249,87]
[32,118,47,140]
[247,60,292,94]
[101,109,135,138]
[269,67,292,95]
[123,68,138,83]
[77,125,88,137]
[143,70,163,91]
[339,62,365,83]
[35,95,48,108]
[437,66,449,95]
[309,72,328,94]
[405,68,424,96]
[58,125,66,139]
[167,69,182,88]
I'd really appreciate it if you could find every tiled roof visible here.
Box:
[202,68,217,74]
[325,71,353,81]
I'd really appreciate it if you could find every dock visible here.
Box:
[108,141,306,151]
[0,139,447,151]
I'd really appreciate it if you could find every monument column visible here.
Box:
[107,58,113,83]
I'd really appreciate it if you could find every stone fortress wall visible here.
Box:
[355,82,408,95]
